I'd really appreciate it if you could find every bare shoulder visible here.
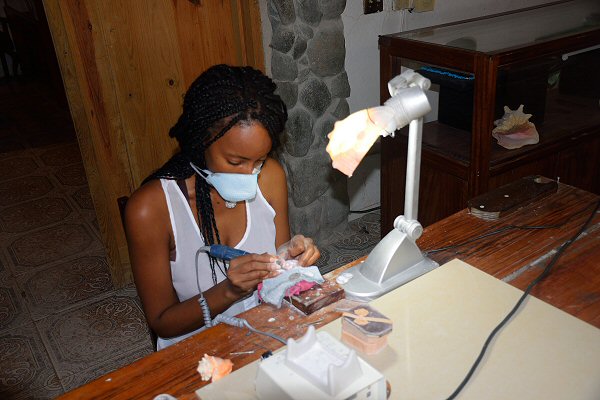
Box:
[124,179,169,233]
[258,157,287,201]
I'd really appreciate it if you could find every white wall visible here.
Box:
[259,0,556,220]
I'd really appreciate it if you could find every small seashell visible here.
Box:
[197,354,233,382]
[492,104,539,149]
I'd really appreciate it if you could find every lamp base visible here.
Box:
[341,228,438,301]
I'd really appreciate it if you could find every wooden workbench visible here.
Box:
[59,182,600,399]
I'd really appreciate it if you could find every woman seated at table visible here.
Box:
[124,64,320,350]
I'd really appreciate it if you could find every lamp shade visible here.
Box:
[326,106,396,177]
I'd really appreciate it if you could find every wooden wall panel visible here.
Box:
[174,0,265,88]
[43,0,265,287]
[94,0,184,188]
[240,0,266,72]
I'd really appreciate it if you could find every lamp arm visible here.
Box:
[382,85,430,240]
[390,117,424,241]
[404,118,423,223]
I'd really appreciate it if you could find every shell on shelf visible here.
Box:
[492,104,539,149]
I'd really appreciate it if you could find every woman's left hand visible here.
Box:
[277,234,320,267]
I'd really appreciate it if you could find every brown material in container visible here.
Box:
[341,305,393,355]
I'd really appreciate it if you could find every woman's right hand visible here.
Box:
[226,253,280,298]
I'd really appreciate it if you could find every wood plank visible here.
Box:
[468,175,558,220]
[173,0,261,87]
[469,53,497,196]
[240,0,266,71]
[44,0,134,286]
[94,0,183,187]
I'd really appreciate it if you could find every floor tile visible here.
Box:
[0,250,8,277]
[0,196,73,233]
[0,323,62,399]
[3,382,64,400]
[316,211,381,274]
[61,346,153,392]
[0,155,39,182]
[20,255,114,321]
[70,187,94,211]
[0,175,55,207]
[54,162,87,187]
[0,279,31,333]
[36,286,154,379]
[7,222,98,272]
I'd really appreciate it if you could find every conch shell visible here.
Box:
[492,104,539,149]
[197,354,233,382]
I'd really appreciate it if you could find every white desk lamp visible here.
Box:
[326,69,438,301]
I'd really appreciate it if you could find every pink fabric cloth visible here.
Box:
[285,280,317,297]
[257,280,317,301]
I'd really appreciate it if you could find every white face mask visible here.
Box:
[190,162,262,203]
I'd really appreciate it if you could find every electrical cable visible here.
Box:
[195,248,214,328]
[213,314,288,345]
[424,202,597,255]
[445,199,600,400]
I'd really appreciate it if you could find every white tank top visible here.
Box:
[156,178,277,350]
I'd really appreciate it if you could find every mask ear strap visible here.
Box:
[190,162,209,179]
[256,159,267,172]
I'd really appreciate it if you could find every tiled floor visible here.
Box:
[0,80,380,398]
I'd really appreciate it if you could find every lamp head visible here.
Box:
[326,71,431,177]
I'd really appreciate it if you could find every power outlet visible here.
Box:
[364,0,383,14]
[393,0,411,11]
[413,0,435,12]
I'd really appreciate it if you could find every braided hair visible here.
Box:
[145,64,288,284]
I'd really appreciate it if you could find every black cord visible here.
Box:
[445,199,600,400]
[425,203,596,256]
[349,205,381,214]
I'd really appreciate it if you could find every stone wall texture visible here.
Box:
[268,0,350,241]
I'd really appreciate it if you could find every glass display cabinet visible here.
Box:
[379,0,600,232]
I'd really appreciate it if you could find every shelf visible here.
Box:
[414,90,600,174]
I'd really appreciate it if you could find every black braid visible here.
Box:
[144,65,288,284]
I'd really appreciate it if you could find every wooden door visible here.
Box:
[43,0,264,286]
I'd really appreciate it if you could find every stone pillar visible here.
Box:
[268,0,350,242]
